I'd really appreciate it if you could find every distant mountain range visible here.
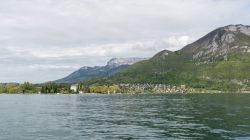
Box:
[86,24,250,91]
[55,58,146,83]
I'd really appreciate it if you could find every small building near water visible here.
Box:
[70,84,78,92]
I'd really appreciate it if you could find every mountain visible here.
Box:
[55,57,146,83]
[183,24,250,62]
[93,24,250,91]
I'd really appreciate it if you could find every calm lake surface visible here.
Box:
[0,94,250,140]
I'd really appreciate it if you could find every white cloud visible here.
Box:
[4,35,194,59]
[28,64,81,70]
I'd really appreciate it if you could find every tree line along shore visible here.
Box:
[0,82,249,94]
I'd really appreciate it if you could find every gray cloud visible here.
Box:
[0,0,249,83]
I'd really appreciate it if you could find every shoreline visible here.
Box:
[1,91,250,95]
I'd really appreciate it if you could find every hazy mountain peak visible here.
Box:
[80,66,91,70]
[55,57,146,83]
[107,57,146,66]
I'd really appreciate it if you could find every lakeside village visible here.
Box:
[72,83,191,94]
[1,82,248,94]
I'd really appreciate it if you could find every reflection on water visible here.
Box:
[0,93,250,139]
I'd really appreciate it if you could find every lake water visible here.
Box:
[0,93,250,140]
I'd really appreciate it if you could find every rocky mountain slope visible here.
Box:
[55,57,145,83]
[90,24,250,91]
[182,24,250,62]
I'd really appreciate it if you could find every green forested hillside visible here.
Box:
[105,52,249,90]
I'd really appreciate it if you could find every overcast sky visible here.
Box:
[0,0,250,83]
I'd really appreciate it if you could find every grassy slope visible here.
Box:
[197,53,250,80]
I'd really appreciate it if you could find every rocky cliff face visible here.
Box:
[182,24,250,62]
